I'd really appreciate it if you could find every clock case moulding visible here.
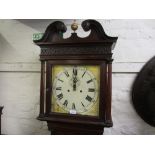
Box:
[0,106,3,135]
[34,19,118,135]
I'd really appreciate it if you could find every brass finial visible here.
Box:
[71,20,78,32]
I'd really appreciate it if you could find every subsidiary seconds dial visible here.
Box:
[52,66,98,114]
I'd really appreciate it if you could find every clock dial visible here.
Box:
[51,65,100,116]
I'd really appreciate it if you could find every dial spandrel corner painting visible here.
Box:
[51,65,100,116]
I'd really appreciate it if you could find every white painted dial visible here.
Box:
[52,66,98,114]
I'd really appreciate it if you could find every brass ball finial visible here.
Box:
[71,20,78,32]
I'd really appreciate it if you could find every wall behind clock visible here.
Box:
[0,19,155,135]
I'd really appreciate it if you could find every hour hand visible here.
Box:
[73,67,78,91]
[73,82,76,91]
[73,77,77,91]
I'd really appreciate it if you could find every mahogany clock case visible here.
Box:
[34,19,118,134]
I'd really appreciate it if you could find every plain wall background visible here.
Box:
[0,19,155,134]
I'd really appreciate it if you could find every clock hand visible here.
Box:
[73,77,76,91]
[73,67,78,91]
[73,76,79,91]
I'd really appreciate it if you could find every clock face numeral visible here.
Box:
[58,79,64,82]
[87,79,93,84]
[64,71,69,77]
[56,87,62,90]
[72,103,76,110]
[57,93,63,100]
[63,100,68,107]
[52,66,99,115]
[85,95,93,102]
[88,88,95,92]
[81,102,85,107]
[82,70,86,78]
[73,67,77,76]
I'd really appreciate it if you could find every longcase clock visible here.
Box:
[34,19,118,135]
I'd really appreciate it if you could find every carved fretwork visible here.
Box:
[41,46,111,56]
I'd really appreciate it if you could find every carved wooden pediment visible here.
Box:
[34,20,118,47]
